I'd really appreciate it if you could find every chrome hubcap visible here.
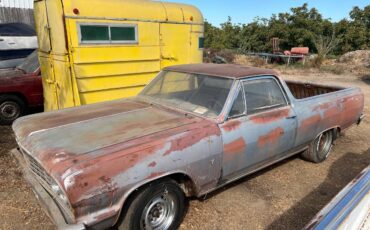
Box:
[141,191,176,230]
[0,101,20,119]
[316,131,332,158]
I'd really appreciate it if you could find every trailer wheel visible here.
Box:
[118,179,185,230]
[301,129,334,163]
[0,95,26,125]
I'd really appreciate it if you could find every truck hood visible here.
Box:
[13,99,203,177]
[0,68,24,78]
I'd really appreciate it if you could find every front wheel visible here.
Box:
[301,129,334,163]
[118,179,185,230]
[0,95,26,125]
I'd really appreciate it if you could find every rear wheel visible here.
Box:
[0,95,26,125]
[118,179,185,230]
[301,129,334,163]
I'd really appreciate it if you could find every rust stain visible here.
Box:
[250,108,290,124]
[224,138,246,155]
[146,172,164,180]
[148,161,157,167]
[16,100,149,138]
[323,106,340,121]
[258,127,284,147]
[312,102,331,112]
[300,114,321,132]
[222,120,242,132]
[341,95,363,128]
[163,122,220,156]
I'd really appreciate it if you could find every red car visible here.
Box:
[0,51,42,125]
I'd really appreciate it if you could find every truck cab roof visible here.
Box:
[164,64,278,79]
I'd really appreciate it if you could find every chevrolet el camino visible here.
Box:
[12,64,364,230]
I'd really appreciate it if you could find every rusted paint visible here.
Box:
[162,122,220,156]
[146,172,165,180]
[224,137,246,156]
[341,94,364,128]
[148,161,157,167]
[250,107,290,124]
[13,99,150,138]
[258,127,284,147]
[312,102,332,112]
[222,120,242,132]
[300,114,321,132]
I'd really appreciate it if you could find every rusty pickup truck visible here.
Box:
[12,64,364,230]
[0,51,42,125]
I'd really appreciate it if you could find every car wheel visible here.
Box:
[301,129,334,163]
[0,95,26,125]
[118,179,185,230]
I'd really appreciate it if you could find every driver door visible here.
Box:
[219,76,297,180]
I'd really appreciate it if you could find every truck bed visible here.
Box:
[286,81,343,99]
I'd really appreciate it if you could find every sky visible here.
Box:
[1,0,368,25]
[167,0,369,26]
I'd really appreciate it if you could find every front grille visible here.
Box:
[17,147,75,222]
[19,148,55,189]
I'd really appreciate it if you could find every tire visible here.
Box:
[118,179,185,230]
[301,129,334,163]
[0,95,26,125]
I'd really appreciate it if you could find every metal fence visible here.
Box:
[0,0,33,9]
[0,7,34,25]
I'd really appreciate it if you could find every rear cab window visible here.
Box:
[243,78,287,115]
[228,76,288,118]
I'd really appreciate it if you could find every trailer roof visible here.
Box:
[164,64,278,79]
[63,0,203,25]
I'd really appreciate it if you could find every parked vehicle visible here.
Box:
[12,64,364,229]
[0,23,38,69]
[34,0,204,111]
[0,51,42,125]
[305,165,370,230]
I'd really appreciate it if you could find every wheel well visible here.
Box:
[333,127,341,140]
[114,173,196,227]
[0,92,28,106]
[166,173,197,197]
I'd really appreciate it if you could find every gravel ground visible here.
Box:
[0,71,369,230]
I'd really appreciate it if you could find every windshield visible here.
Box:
[140,71,234,118]
[16,50,39,74]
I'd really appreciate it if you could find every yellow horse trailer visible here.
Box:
[34,0,204,111]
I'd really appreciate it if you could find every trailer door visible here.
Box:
[34,0,59,110]
[160,23,191,68]
[34,0,52,53]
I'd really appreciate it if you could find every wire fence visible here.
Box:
[0,7,34,26]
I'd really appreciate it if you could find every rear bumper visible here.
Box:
[11,148,85,230]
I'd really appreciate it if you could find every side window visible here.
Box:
[80,25,109,41]
[229,87,246,118]
[243,78,287,115]
[199,37,205,49]
[110,26,136,42]
[79,24,137,44]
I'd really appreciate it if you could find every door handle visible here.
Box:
[286,115,297,119]
[161,54,177,61]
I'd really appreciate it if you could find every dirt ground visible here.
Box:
[0,70,369,230]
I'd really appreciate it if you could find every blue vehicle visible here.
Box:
[305,165,370,230]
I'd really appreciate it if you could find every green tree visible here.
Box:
[204,3,370,55]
